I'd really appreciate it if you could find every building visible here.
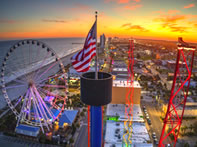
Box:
[100,34,106,49]
[58,110,78,128]
[106,104,144,122]
[112,60,127,68]
[112,68,128,79]
[112,79,141,104]
[104,104,152,147]
[145,50,151,55]
[104,58,151,146]
[15,124,40,137]
[108,37,112,43]
[162,102,197,118]
[167,60,186,69]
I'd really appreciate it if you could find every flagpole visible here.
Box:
[90,11,102,147]
[95,11,98,80]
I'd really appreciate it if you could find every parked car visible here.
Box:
[154,138,158,143]
[146,115,149,119]
[152,132,156,139]
[155,141,159,146]
[147,119,151,125]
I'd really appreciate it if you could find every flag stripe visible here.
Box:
[71,41,96,65]
[73,51,96,70]
[71,21,96,72]
[72,49,96,70]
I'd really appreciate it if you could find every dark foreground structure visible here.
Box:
[80,72,112,147]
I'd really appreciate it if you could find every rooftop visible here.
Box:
[104,121,152,146]
[113,68,128,72]
[113,80,141,88]
[59,110,78,126]
[16,124,40,133]
[104,143,153,147]
[51,108,61,118]
[106,104,144,122]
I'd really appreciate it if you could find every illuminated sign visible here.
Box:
[107,116,119,121]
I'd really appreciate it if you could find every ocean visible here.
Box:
[0,37,84,109]
[0,37,84,65]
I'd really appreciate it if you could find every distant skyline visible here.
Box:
[0,0,197,42]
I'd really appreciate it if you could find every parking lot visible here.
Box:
[0,133,59,147]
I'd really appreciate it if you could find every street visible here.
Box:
[74,124,88,147]
[145,61,171,90]
[144,102,171,145]
[74,112,88,147]
[0,133,58,147]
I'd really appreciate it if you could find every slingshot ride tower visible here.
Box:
[123,39,135,146]
[159,38,196,147]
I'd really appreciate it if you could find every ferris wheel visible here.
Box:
[0,39,68,132]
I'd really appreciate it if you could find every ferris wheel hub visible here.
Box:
[28,80,35,87]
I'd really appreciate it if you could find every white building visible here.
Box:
[100,34,106,49]
[104,104,152,147]
[15,124,40,137]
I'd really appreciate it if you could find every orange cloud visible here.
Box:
[124,4,142,10]
[154,15,188,33]
[118,0,129,3]
[121,23,131,27]
[42,19,67,23]
[184,4,195,9]
[105,0,130,3]
[167,10,180,15]
[164,24,188,33]
[121,23,148,32]
[133,0,140,2]
[153,10,180,15]
[154,15,186,23]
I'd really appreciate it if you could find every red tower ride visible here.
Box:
[123,39,135,145]
[159,38,196,147]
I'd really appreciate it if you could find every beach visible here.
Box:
[0,38,83,109]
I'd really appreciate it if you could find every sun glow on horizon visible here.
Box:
[0,0,197,42]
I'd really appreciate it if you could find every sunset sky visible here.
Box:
[0,0,197,42]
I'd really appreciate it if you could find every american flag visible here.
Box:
[71,21,96,72]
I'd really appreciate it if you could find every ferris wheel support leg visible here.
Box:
[16,89,29,126]
[30,87,44,133]
[37,88,54,119]
[26,95,32,121]
[32,87,50,130]
[34,86,52,121]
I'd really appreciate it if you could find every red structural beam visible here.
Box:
[123,39,135,146]
[159,38,196,147]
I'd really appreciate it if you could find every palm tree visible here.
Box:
[181,126,186,135]
[194,141,197,147]
[194,121,197,135]
[185,126,188,133]
[189,124,193,132]
[184,142,190,147]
